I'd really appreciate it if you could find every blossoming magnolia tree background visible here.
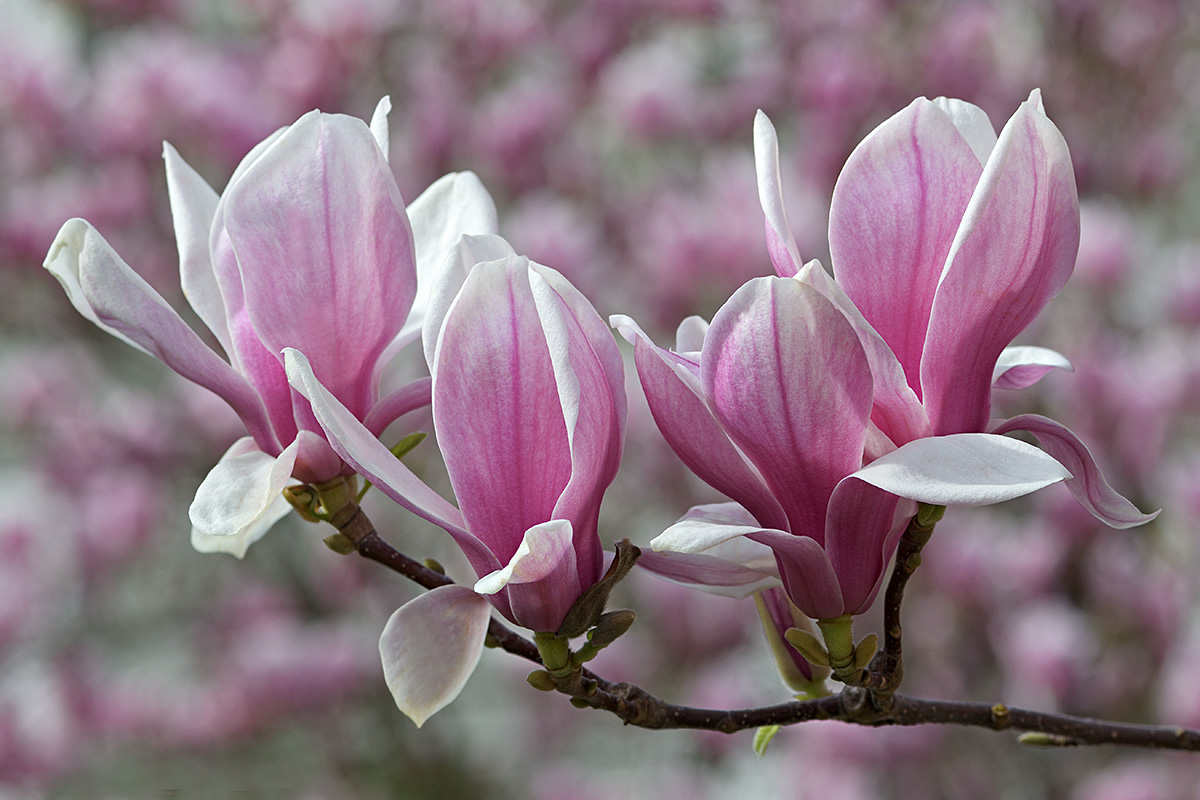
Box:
[5,0,1200,797]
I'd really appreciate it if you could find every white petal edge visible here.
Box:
[188,437,300,557]
[422,235,517,373]
[992,345,1073,387]
[932,97,997,165]
[369,95,392,161]
[753,110,804,276]
[379,585,492,728]
[849,433,1072,507]
[475,520,574,595]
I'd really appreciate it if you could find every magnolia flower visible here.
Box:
[755,91,1156,528]
[614,279,1069,621]
[287,236,626,725]
[615,91,1153,624]
[43,98,497,557]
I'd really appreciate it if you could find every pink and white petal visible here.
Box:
[636,550,779,599]
[745,530,845,621]
[432,258,574,564]
[475,520,580,632]
[363,377,432,438]
[703,277,873,540]
[675,315,708,354]
[163,143,229,355]
[388,173,501,370]
[795,260,930,445]
[830,97,983,394]
[45,219,278,450]
[379,585,492,728]
[921,97,1079,435]
[992,346,1073,390]
[931,97,997,164]
[824,479,914,614]
[422,236,517,373]
[188,436,300,554]
[991,414,1159,528]
[849,433,1071,506]
[650,511,776,555]
[369,96,392,159]
[753,110,803,278]
[226,111,415,419]
[613,317,788,531]
[284,349,501,576]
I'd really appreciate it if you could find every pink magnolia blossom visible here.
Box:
[617,92,1152,623]
[286,236,626,725]
[44,98,497,556]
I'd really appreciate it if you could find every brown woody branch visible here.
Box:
[335,507,1200,750]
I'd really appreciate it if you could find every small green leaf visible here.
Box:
[784,627,831,667]
[526,670,557,692]
[391,431,428,460]
[322,532,356,554]
[753,725,782,757]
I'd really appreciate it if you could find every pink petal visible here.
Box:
[422,234,517,373]
[921,98,1080,434]
[612,314,789,531]
[379,585,492,728]
[225,110,416,420]
[45,219,279,452]
[475,520,581,632]
[363,377,433,437]
[432,257,573,564]
[830,97,983,398]
[284,348,503,581]
[824,479,913,614]
[991,415,1159,528]
[702,277,873,542]
[746,530,845,620]
[753,111,803,278]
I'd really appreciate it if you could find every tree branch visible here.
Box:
[335,507,1200,750]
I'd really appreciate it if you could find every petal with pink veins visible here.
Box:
[990,414,1159,528]
[379,585,493,728]
[475,520,580,632]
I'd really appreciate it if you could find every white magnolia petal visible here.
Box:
[651,513,783,555]
[675,315,709,354]
[637,550,779,599]
[379,585,492,728]
[849,433,1072,506]
[753,110,804,277]
[932,97,998,164]
[163,142,229,355]
[475,520,574,595]
[188,437,300,557]
[369,95,392,160]
[992,345,1074,388]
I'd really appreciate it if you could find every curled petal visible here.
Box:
[363,377,432,438]
[188,437,300,556]
[640,504,779,598]
[754,110,803,278]
[825,480,914,614]
[475,520,580,632]
[45,219,278,451]
[991,414,1159,528]
[745,530,845,621]
[992,346,1073,390]
[379,585,492,728]
[849,432,1071,506]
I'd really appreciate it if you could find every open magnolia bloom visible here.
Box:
[286,236,626,726]
[615,91,1154,626]
[755,90,1156,528]
[614,279,1072,621]
[43,98,497,557]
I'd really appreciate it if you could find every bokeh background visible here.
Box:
[4,0,1200,797]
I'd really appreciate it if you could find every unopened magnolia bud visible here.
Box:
[526,670,557,692]
[588,609,636,649]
